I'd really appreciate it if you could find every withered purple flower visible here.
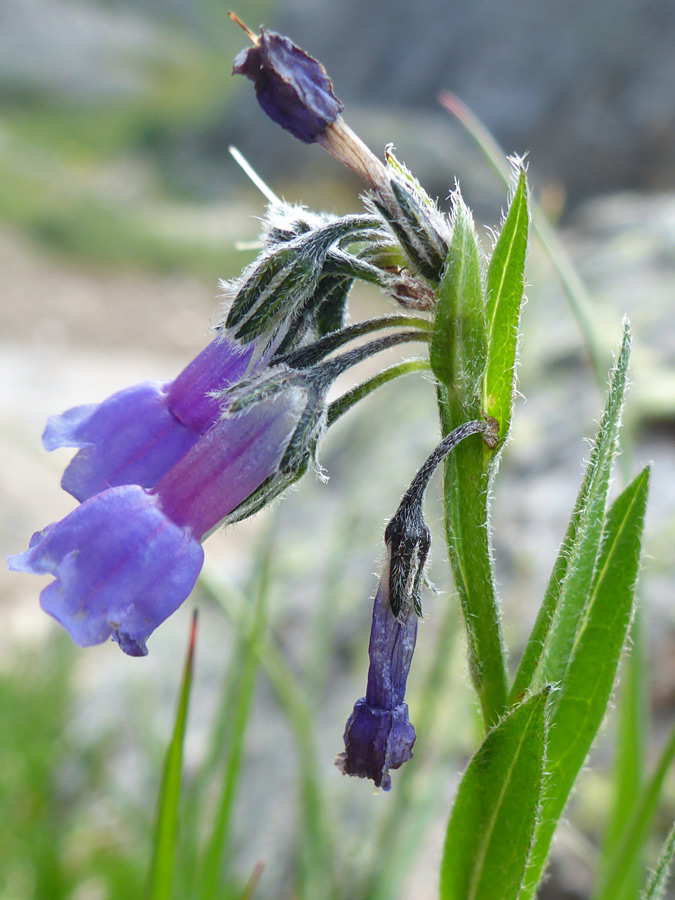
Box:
[336,418,497,789]
[335,558,419,791]
[231,17,451,283]
[231,15,343,144]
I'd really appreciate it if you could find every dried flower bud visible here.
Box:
[231,17,343,143]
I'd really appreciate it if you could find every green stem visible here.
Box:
[327,359,431,426]
[438,390,508,729]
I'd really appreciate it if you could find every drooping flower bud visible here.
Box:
[336,418,498,789]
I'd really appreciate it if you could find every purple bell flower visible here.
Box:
[43,337,254,502]
[7,485,205,657]
[335,557,418,791]
[8,382,310,656]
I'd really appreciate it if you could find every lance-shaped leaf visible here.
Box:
[430,197,486,391]
[483,167,529,443]
[510,323,632,701]
[440,688,549,900]
[433,197,508,727]
[519,466,650,899]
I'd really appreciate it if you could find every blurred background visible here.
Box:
[0,0,673,898]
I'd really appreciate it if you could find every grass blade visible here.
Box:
[520,466,650,898]
[440,688,549,900]
[202,567,334,900]
[596,611,646,900]
[199,540,273,900]
[147,612,198,900]
[511,323,631,701]
[593,714,675,900]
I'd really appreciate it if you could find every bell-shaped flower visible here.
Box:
[44,336,255,502]
[7,485,205,657]
[9,321,428,657]
[9,377,317,656]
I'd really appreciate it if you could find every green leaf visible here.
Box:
[440,689,549,900]
[593,715,675,900]
[640,819,675,900]
[434,199,508,727]
[519,466,650,899]
[483,167,529,442]
[147,613,198,900]
[510,322,632,702]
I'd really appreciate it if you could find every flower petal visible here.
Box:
[48,382,198,502]
[44,339,257,503]
[155,386,306,537]
[8,485,204,655]
[167,337,254,431]
[336,699,416,791]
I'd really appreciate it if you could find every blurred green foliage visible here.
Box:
[0,0,274,277]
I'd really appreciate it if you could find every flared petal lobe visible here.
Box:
[338,700,416,792]
[7,485,204,657]
[45,382,198,502]
[43,338,254,502]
